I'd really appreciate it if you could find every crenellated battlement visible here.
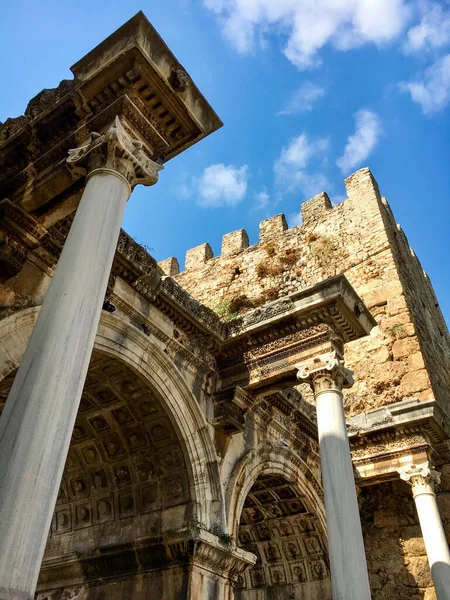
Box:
[157,166,449,416]
[158,167,378,274]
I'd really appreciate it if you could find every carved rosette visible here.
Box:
[296,351,354,395]
[398,462,441,497]
[67,116,162,189]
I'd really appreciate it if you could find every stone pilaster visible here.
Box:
[297,350,371,600]
[0,118,161,600]
[399,463,450,600]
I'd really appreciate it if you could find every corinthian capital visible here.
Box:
[398,462,441,497]
[67,116,162,189]
[296,351,354,395]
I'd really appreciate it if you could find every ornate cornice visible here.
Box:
[38,530,255,589]
[0,13,222,211]
[0,199,48,281]
[213,387,255,434]
[398,462,441,497]
[66,116,162,190]
[296,350,354,395]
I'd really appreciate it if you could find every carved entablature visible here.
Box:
[207,275,374,436]
[0,12,222,214]
[348,399,450,485]
[213,387,255,434]
[25,79,74,121]
[0,199,47,280]
[155,276,226,339]
[113,230,161,299]
[217,324,342,394]
[38,529,255,590]
[0,116,29,145]
[227,298,294,335]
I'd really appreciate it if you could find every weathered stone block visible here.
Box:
[362,281,404,311]
[424,588,437,600]
[408,352,425,371]
[392,338,420,361]
[259,214,287,242]
[408,556,433,588]
[158,257,180,276]
[185,243,213,271]
[301,192,332,226]
[402,532,426,557]
[345,167,381,206]
[400,369,431,395]
[221,229,249,256]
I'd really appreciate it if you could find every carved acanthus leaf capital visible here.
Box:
[398,462,441,497]
[296,351,354,395]
[67,116,162,189]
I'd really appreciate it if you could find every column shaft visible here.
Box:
[316,388,372,600]
[415,490,450,599]
[0,171,129,600]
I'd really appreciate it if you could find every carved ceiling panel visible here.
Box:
[0,351,191,538]
[236,475,329,596]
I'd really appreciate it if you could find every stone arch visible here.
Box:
[0,307,223,533]
[226,444,326,538]
[226,445,331,598]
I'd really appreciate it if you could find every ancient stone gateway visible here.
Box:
[1,11,450,600]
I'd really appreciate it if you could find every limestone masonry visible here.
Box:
[170,168,449,419]
[0,11,449,600]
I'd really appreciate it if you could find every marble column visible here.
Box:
[0,117,161,600]
[297,351,371,600]
[399,463,450,599]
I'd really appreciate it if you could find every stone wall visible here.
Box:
[360,479,436,600]
[168,168,450,418]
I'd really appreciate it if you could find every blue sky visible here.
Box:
[1,0,449,324]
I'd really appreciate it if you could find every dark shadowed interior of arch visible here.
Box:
[235,474,331,599]
[0,351,194,574]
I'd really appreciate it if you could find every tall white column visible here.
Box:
[297,351,371,600]
[0,117,161,600]
[399,463,450,599]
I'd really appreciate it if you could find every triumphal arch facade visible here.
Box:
[0,12,450,600]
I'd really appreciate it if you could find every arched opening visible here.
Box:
[235,473,331,599]
[0,350,194,561]
[53,350,193,539]
[0,308,224,597]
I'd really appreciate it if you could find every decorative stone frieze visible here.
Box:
[25,79,74,121]
[0,199,47,280]
[67,116,162,190]
[213,387,254,433]
[296,350,354,395]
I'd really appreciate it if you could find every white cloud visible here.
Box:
[195,163,248,207]
[336,109,382,173]
[403,1,450,54]
[399,53,450,113]
[253,189,270,211]
[203,0,410,69]
[278,81,325,115]
[274,133,330,197]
